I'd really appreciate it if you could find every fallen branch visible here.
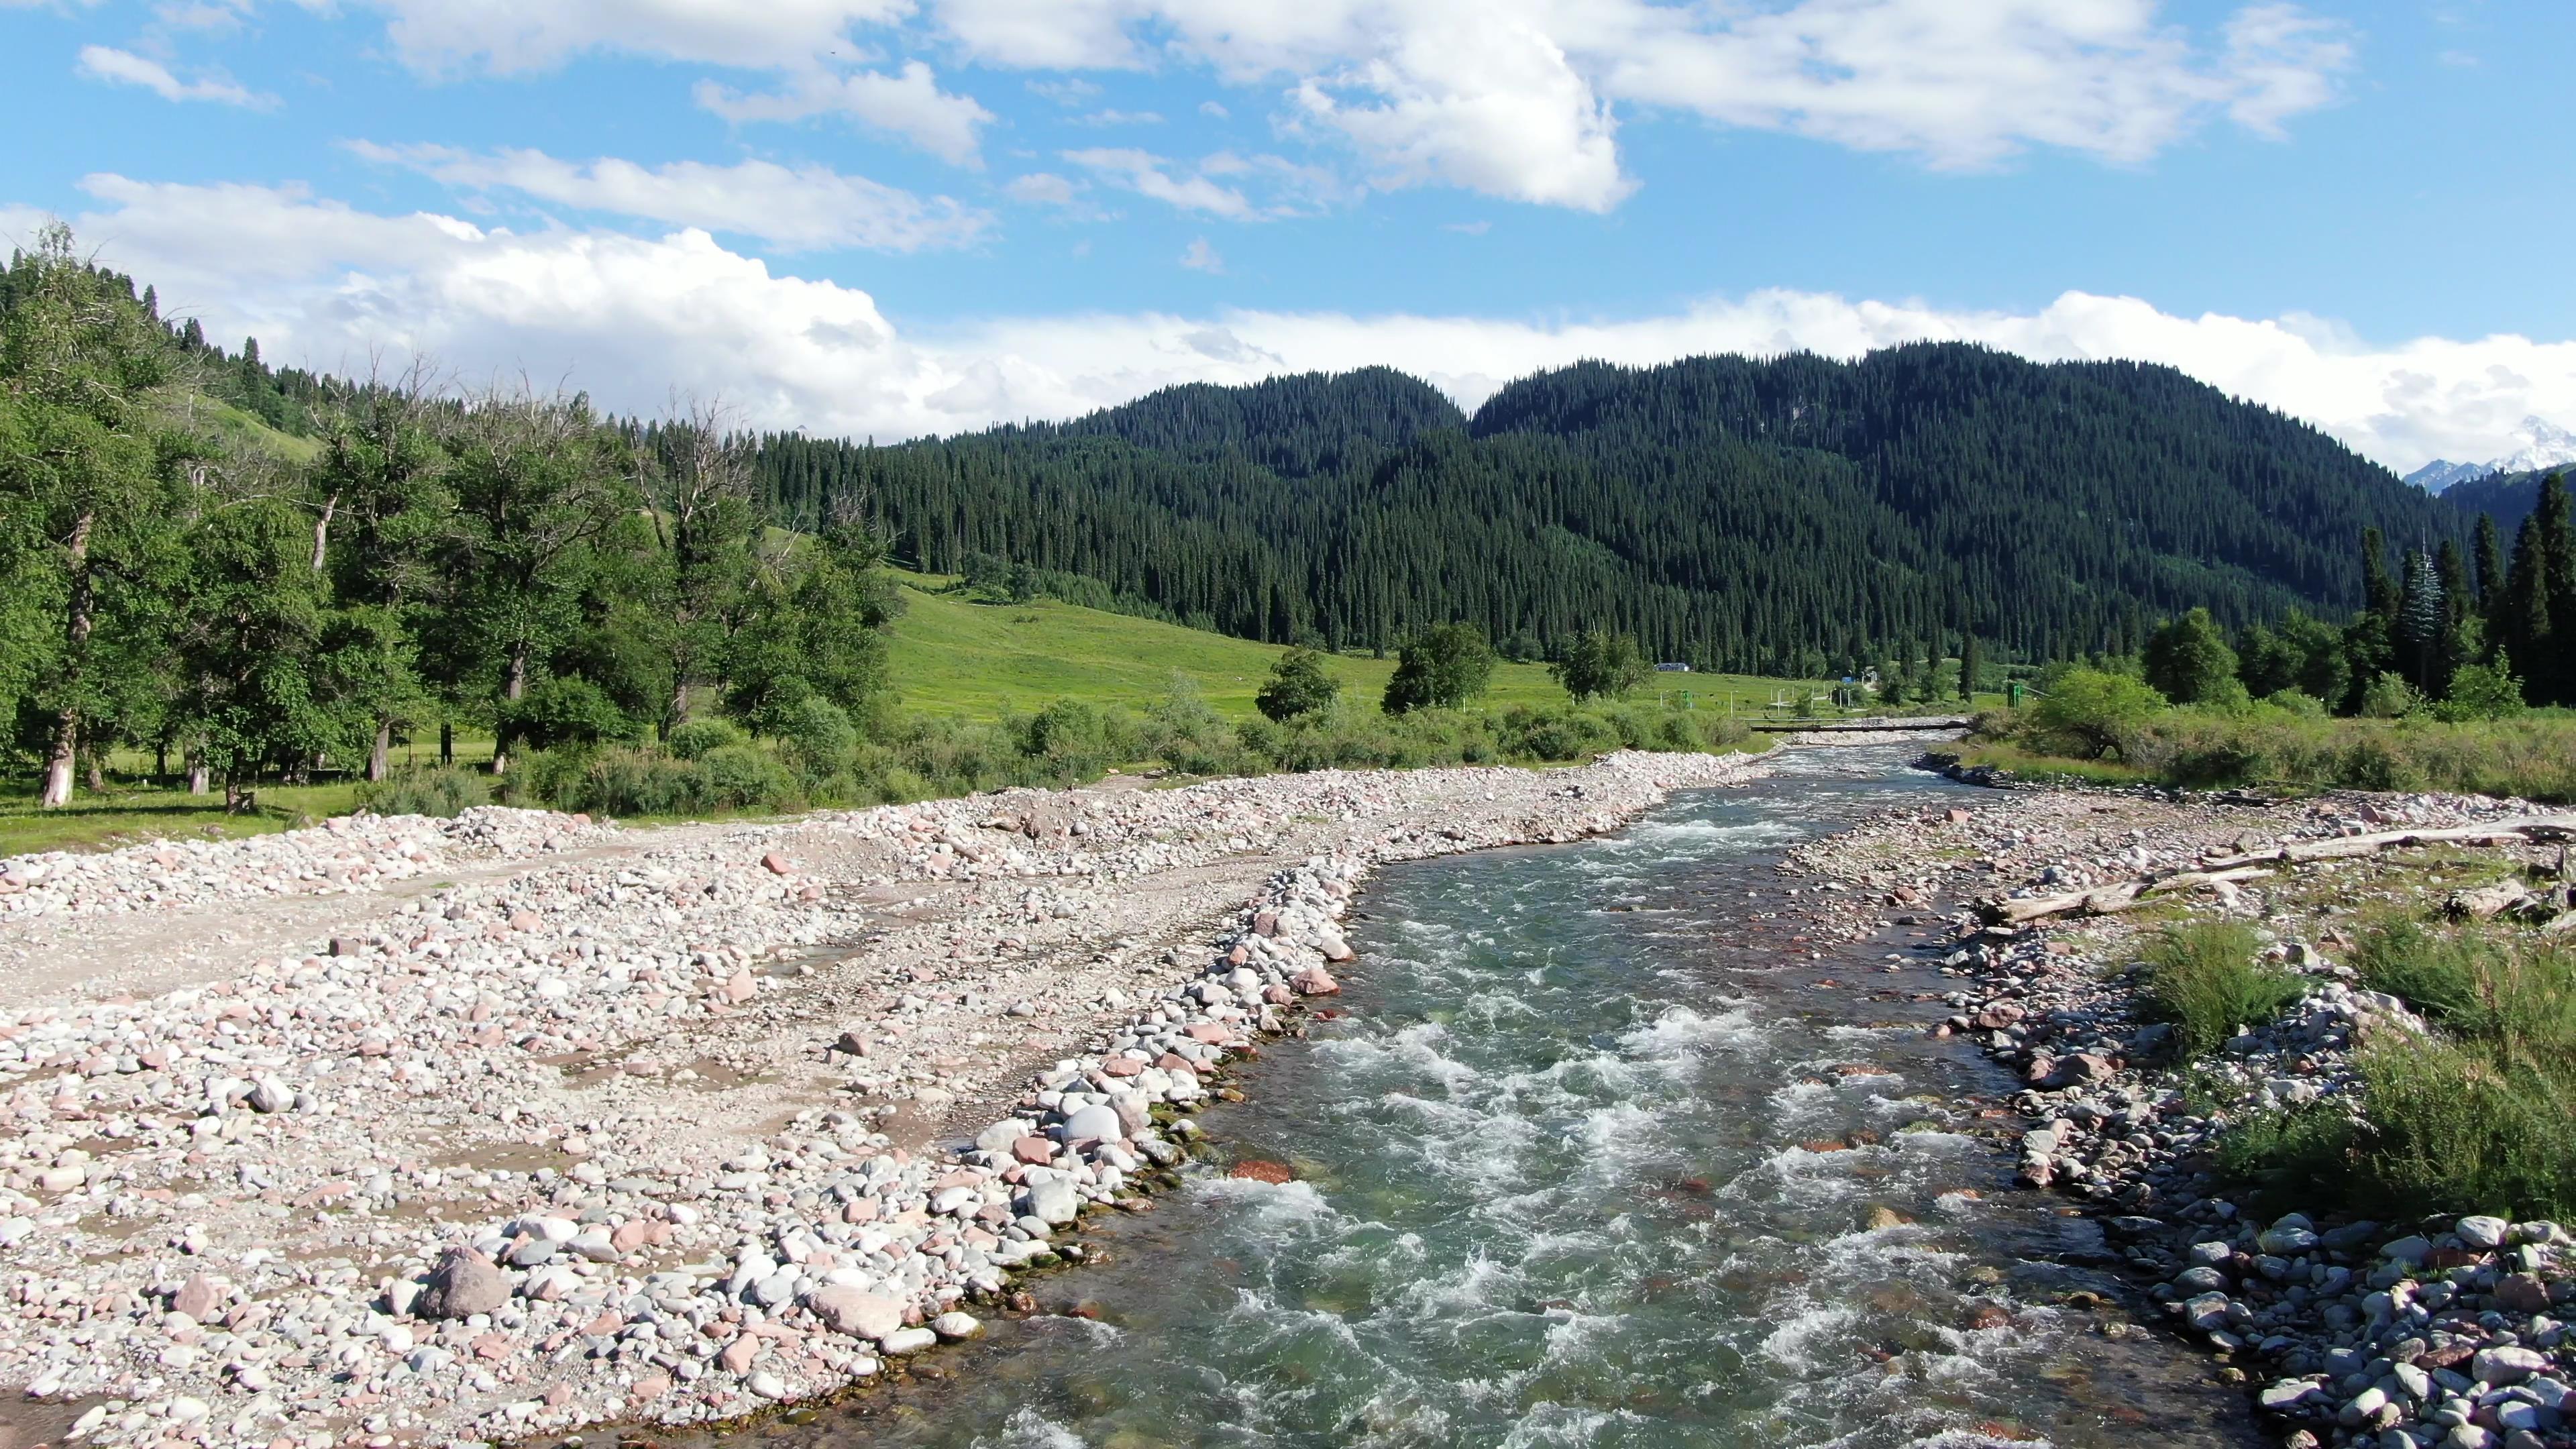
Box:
[2200,815,2576,871]
[1985,867,2272,924]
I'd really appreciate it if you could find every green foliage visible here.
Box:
[2433,653,2526,722]
[354,765,488,818]
[1550,630,1651,702]
[2026,669,2166,759]
[665,716,747,760]
[771,696,857,775]
[754,348,2470,678]
[2143,608,2240,705]
[1383,623,1495,714]
[2218,924,2576,1221]
[1255,646,1340,722]
[2137,922,2306,1060]
[2357,671,2426,719]
[502,676,641,751]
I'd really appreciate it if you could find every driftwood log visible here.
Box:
[1978,814,2576,926]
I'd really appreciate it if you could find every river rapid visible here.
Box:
[675,749,2260,1449]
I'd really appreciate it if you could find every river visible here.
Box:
[654,749,2258,1449]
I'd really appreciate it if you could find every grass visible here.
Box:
[2216,920,2576,1222]
[2137,920,2308,1060]
[1973,702,2576,802]
[4,579,1815,855]
[881,572,1825,724]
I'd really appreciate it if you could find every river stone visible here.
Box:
[808,1287,904,1340]
[878,1327,938,1355]
[1024,1177,1081,1225]
[2257,1225,2318,1255]
[2473,1346,2547,1385]
[417,1249,509,1320]
[1061,1104,1124,1142]
[930,1311,981,1341]
[751,1270,801,1308]
[2456,1216,2510,1250]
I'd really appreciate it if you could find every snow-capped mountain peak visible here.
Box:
[2493,415,2576,476]
[2406,416,2576,492]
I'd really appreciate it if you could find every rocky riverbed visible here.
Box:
[0,749,1764,1449]
[1774,779,2576,1449]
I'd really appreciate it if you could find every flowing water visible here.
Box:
[676,749,2258,1449]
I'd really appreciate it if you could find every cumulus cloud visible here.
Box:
[15,176,2569,472]
[75,44,275,107]
[1179,236,1222,272]
[695,61,994,167]
[346,144,991,252]
[1002,172,1083,207]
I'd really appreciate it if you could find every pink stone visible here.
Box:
[723,971,757,1004]
[719,1336,758,1374]
[1012,1136,1056,1165]
[172,1273,218,1320]
[761,853,794,875]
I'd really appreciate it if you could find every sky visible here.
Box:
[1,0,2571,474]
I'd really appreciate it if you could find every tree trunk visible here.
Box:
[189,762,209,795]
[368,720,392,782]
[492,645,529,776]
[39,511,97,810]
[311,493,338,572]
[155,740,168,778]
[85,751,105,793]
[439,720,453,766]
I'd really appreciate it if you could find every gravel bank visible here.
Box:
[0,749,1766,1449]
[1778,779,2576,1449]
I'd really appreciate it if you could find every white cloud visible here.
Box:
[1061,148,1255,219]
[74,44,275,107]
[1179,236,1222,272]
[696,61,994,166]
[347,144,991,252]
[1002,172,1082,207]
[931,0,2353,207]
[339,0,910,73]
[21,176,2571,473]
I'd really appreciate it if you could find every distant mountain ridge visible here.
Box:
[2403,416,2576,493]
[755,344,2469,676]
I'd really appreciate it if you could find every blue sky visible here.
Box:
[3,0,2571,470]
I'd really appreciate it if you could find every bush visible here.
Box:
[534,743,802,818]
[2434,655,2526,722]
[504,676,642,751]
[695,745,802,812]
[2138,921,2306,1059]
[2357,672,2426,720]
[355,765,488,818]
[666,717,747,760]
[773,698,858,777]
[1255,647,1340,723]
[2025,669,2166,759]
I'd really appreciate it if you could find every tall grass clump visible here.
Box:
[2138,920,2307,1059]
[2216,922,2576,1222]
[1976,701,2576,802]
[354,765,488,818]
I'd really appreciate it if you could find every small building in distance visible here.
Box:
[1654,661,1692,672]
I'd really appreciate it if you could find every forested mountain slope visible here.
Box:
[2443,468,2546,535]
[756,347,2467,678]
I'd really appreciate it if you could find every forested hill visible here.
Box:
[2442,468,2546,534]
[757,345,2464,678]
[1037,366,1463,476]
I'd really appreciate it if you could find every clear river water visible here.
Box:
[663,749,2261,1449]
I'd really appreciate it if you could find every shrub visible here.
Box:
[355,765,487,818]
[666,717,747,760]
[504,676,642,751]
[2357,672,2426,720]
[2138,921,2306,1059]
[773,697,858,777]
[1550,631,1650,702]
[2434,655,2526,722]
[694,745,802,812]
[1381,624,1495,714]
[2026,669,2167,759]
[1255,647,1341,722]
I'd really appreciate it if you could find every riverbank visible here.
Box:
[0,749,1765,1449]
[1779,780,2576,1449]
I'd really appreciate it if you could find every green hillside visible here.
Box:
[883,571,1821,722]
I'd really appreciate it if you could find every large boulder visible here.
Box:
[806,1286,905,1340]
[416,1248,510,1320]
